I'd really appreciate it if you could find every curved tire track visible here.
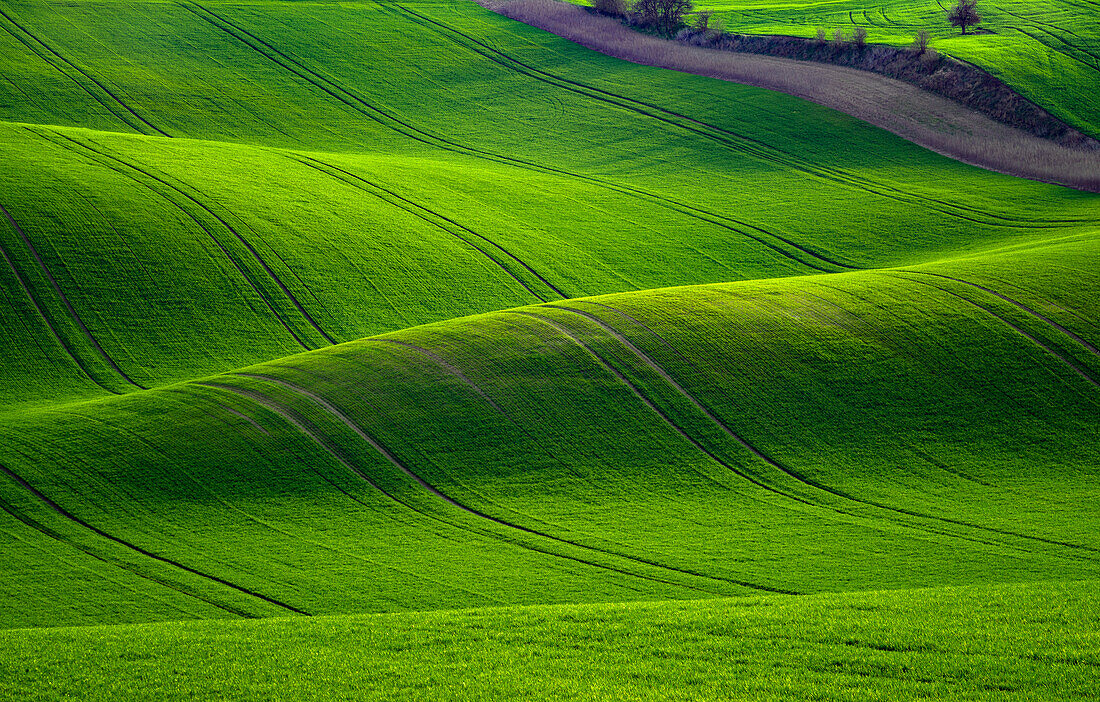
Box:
[0,462,304,616]
[542,303,1100,556]
[0,202,143,390]
[224,372,794,595]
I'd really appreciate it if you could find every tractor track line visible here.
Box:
[0,239,117,394]
[545,304,1100,556]
[29,128,314,351]
[0,201,143,390]
[889,272,1100,393]
[1010,25,1100,73]
[508,309,1035,554]
[355,338,605,491]
[0,494,246,617]
[0,7,168,136]
[183,1,847,273]
[294,153,566,298]
[901,270,1099,357]
[73,396,505,605]
[0,462,305,615]
[229,372,790,595]
[45,131,335,346]
[198,380,738,596]
[286,154,556,302]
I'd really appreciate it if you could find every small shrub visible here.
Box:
[852,26,867,49]
[693,10,711,32]
[913,29,931,54]
[592,0,628,16]
[832,28,846,45]
[815,27,826,43]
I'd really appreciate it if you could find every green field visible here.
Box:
[0,0,1097,698]
[686,0,1100,137]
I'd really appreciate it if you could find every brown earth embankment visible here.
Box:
[485,0,1100,193]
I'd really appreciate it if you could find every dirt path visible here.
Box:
[486,0,1100,192]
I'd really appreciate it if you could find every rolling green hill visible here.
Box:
[689,0,1100,137]
[0,0,1097,697]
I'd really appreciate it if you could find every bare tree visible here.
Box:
[632,0,660,27]
[853,26,867,49]
[815,27,827,43]
[693,10,711,32]
[657,0,693,34]
[948,0,981,35]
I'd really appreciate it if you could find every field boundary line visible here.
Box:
[397,0,1092,224]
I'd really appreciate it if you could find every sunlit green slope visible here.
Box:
[0,4,1097,689]
[690,0,1100,137]
[2,231,1097,627]
[2,580,1097,701]
[2,1,1099,407]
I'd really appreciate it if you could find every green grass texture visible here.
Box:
[683,0,1100,138]
[0,0,1097,697]
[1,579,1097,701]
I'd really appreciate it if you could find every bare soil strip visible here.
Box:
[488,0,1100,192]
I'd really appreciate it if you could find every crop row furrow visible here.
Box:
[287,154,561,301]
[902,270,1099,357]
[230,372,795,594]
[0,7,167,136]
[0,236,117,395]
[891,273,1100,393]
[543,302,1100,557]
[0,201,142,390]
[199,377,739,596]
[0,462,303,616]
[30,128,320,352]
[185,0,849,273]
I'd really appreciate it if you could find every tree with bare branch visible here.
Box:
[948,0,982,35]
